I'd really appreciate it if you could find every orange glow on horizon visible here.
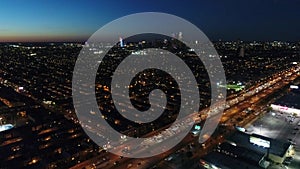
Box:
[0,35,88,42]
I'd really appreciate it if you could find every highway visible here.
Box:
[71,64,300,169]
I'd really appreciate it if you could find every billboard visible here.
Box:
[250,135,270,148]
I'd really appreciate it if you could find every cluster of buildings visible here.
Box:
[0,40,299,168]
[200,130,293,169]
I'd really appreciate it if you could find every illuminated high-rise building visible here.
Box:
[178,32,183,41]
[119,37,124,47]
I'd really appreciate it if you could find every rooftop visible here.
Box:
[202,150,263,169]
[228,131,291,157]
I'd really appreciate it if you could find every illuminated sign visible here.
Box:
[250,136,270,148]
[271,104,300,115]
[195,125,201,130]
[279,106,288,111]
[0,124,14,132]
[290,85,299,89]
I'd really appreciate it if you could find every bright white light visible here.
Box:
[250,136,270,148]
[290,85,299,89]
[236,126,246,132]
[0,124,14,132]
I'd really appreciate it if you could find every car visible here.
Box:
[165,156,173,161]
[127,163,133,168]
[102,157,109,162]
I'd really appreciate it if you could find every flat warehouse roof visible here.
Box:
[228,131,291,157]
[202,151,262,169]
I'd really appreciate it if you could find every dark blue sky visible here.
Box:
[1,0,300,42]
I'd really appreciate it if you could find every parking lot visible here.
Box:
[246,110,300,169]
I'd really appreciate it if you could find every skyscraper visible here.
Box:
[178,32,183,41]
[119,37,124,47]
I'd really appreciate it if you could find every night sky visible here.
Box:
[1,0,300,42]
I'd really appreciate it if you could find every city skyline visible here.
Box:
[1,0,300,42]
[0,38,299,169]
[0,1,300,168]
